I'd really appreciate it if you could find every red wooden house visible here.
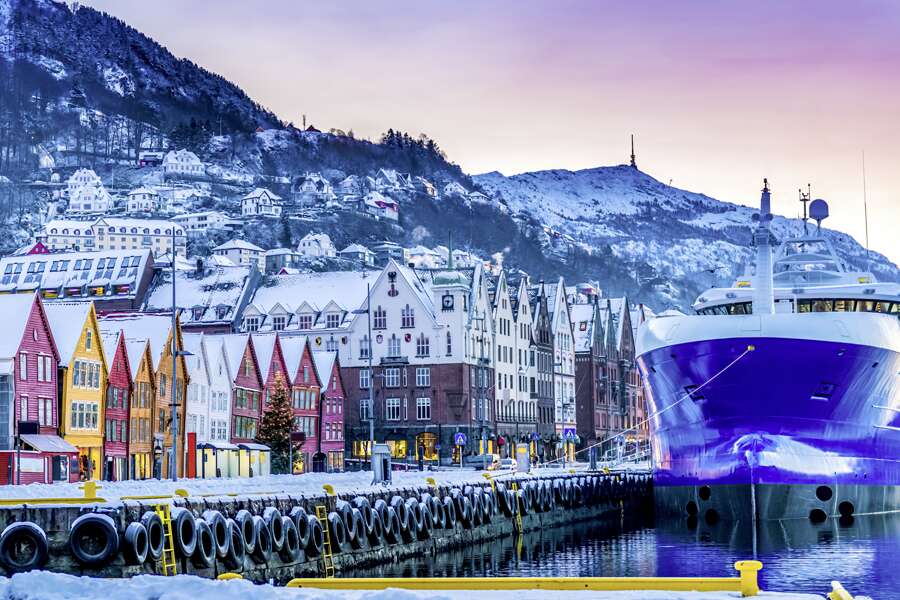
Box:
[221,334,267,476]
[280,336,321,473]
[313,351,345,473]
[252,333,290,407]
[99,330,131,481]
[0,293,77,485]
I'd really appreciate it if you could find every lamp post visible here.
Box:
[352,283,375,472]
[169,223,191,481]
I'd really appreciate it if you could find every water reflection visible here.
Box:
[343,512,900,598]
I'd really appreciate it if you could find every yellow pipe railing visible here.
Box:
[288,560,763,597]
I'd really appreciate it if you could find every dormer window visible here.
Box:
[272,315,287,331]
[326,313,340,329]
[298,314,313,329]
[243,316,260,332]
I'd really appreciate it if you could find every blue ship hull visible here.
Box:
[637,334,900,520]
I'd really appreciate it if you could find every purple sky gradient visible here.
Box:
[83,0,900,262]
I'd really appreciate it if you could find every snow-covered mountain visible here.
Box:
[474,165,899,306]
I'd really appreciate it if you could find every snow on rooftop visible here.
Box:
[312,350,337,391]
[0,294,37,358]
[278,335,309,378]
[44,302,92,366]
[145,265,252,324]
[570,303,596,352]
[99,313,172,369]
[214,239,264,252]
[249,270,378,315]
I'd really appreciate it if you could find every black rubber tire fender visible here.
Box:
[405,498,423,539]
[470,493,483,527]
[352,497,375,536]
[140,511,164,562]
[234,509,255,555]
[517,489,530,515]
[0,522,49,572]
[69,513,119,567]
[279,516,302,563]
[223,518,245,571]
[389,496,409,532]
[290,506,310,550]
[335,500,355,544]
[433,498,446,529]
[326,512,346,549]
[263,507,284,553]
[349,508,368,550]
[192,518,216,568]
[418,504,433,540]
[374,498,390,527]
[306,515,324,557]
[496,484,512,516]
[250,515,272,564]
[368,510,384,546]
[442,496,458,528]
[201,510,229,559]
[383,506,401,544]
[458,496,473,529]
[122,521,149,565]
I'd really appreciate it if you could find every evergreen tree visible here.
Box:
[256,373,295,474]
[279,212,293,249]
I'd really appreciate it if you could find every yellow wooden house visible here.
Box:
[45,302,108,481]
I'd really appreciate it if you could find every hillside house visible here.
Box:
[297,232,336,258]
[212,239,265,271]
[242,188,283,218]
[126,187,160,214]
[163,149,204,177]
[338,243,375,266]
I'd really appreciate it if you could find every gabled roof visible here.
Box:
[98,313,173,370]
[124,338,151,380]
[248,270,378,316]
[250,333,280,383]
[182,332,210,387]
[44,302,94,366]
[312,351,338,393]
[570,302,598,353]
[243,187,282,201]
[144,265,256,326]
[279,335,310,382]
[0,294,42,358]
[214,239,264,252]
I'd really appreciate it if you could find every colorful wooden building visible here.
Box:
[313,350,345,473]
[99,330,131,481]
[221,334,266,476]
[45,302,108,480]
[125,338,155,479]
[280,336,320,473]
[0,294,77,484]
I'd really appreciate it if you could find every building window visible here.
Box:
[387,335,401,358]
[385,397,401,421]
[416,333,430,357]
[85,330,92,350]
[244,358,253,377]
[416,397,431,421]
[359,369,371,389]
[384,367,400,388]
[272,315,286,331]
[360,398,371,420]
[18,353,26,380]
[401,305,415,328]
[359,335,371,359]
[373,306,387,330]
[243,316,260,332]
[446,331,452,356]
[298,314,313,329]
[326,338,339,352]
[326,313,340,328]
[415,367,430,387]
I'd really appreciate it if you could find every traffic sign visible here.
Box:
[454,432,467,446]
[563,428,576,442]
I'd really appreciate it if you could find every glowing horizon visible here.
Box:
[82,0,900,263]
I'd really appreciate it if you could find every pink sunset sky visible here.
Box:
[84,0,900,263]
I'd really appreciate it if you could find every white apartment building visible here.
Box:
[173,211,234,234]
[183,333,212,443]
[547,278,576,441]
[93,217,187,257]
[65,168,102,196]
[41,219,96,252]
[126,187,160,214]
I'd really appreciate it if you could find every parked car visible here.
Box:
[463,453,501,470]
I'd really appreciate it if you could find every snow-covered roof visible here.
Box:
[214,239,264,252]
[339,243,371,254]
[0,295,38,358]
[182,333,209,385]
[0,249,152,300]
[207,254,236,267]
[570,303,597,352]
[250,333,277,381]
[98,313,173,369]
[127,186,159,197]
[163,149,201,164]
[144,265,255,325]
[42,219,95,235]
[242,187,282,201]
[312,350,337,392]
[299,232,333,246]
[248,270,378,317]
[44,302,93,366]
[278,335,309,379]
[443,181,468,196]
[219,333,251,382]
[264,248,298,257]
[124,338,148,380]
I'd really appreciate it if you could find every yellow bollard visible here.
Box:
[175,489,189,498]
[80,481,100,500]
[217,572,243,581]
[734,560,762,597]
[322,484,335,496]
[827,581,855,600]
[425,477,437,487]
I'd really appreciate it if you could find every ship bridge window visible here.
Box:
[798,299,897,315]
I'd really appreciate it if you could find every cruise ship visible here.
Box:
[635,180,900,521]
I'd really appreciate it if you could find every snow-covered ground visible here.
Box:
[0,572,828,600]
[0,465,610,506]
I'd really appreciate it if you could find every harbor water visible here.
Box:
[343,510,900,598]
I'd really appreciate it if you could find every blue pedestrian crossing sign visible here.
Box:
[454,432,467,446]
[563,428,576,442]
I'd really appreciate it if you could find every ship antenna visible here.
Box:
[799,184,810,236]
[751,178,776,316]
[862,151,870,270]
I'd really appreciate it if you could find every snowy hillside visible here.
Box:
[474,165,899,305]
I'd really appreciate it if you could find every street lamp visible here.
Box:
[351,283,376,473]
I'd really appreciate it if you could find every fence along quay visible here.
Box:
[0,471,651,583]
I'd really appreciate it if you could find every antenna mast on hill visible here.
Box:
[629,134,637,169]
